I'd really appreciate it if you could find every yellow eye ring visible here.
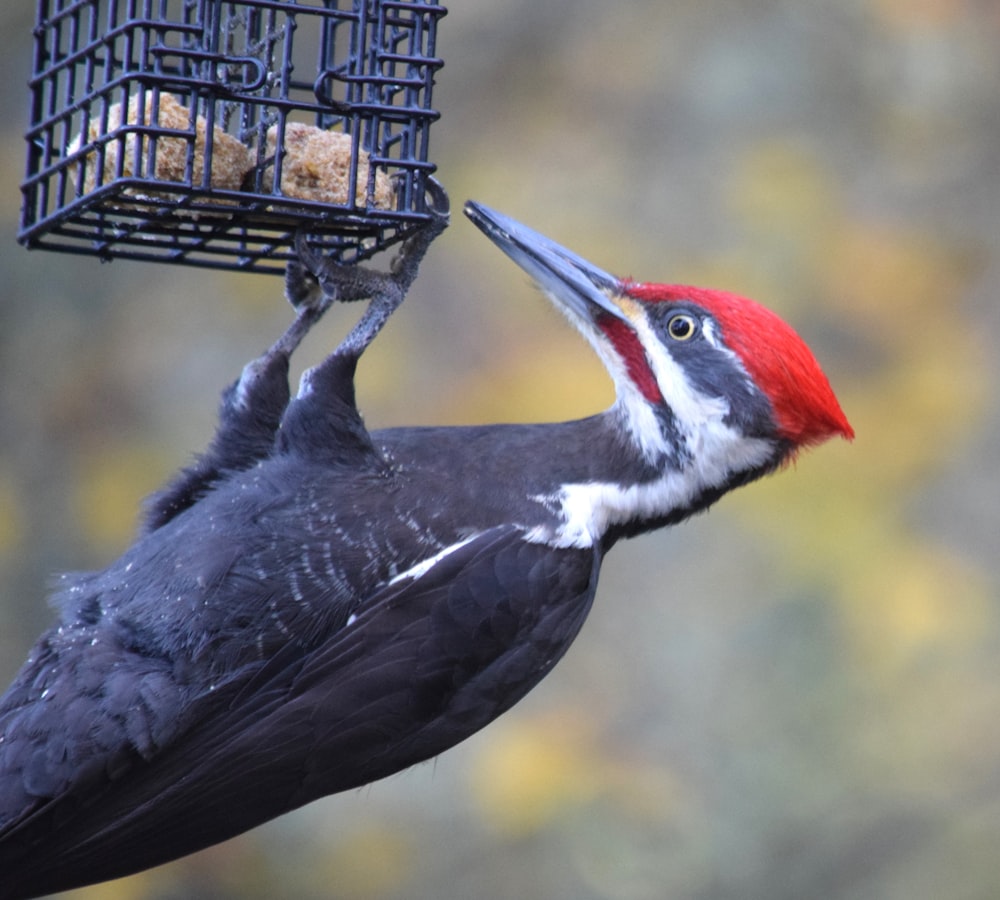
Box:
[667,313,697,341]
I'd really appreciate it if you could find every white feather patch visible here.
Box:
[386,533,483,586]
[630,314,733,439]
[549,295,676,463]
[531,422,776,549]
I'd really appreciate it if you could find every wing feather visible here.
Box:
[0,526,600,900]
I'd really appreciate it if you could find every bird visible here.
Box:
[0,184,852,899]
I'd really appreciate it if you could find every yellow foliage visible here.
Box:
[470,711,604,836]
[0,467,24,555]
[444,332,615,424]
[469,710,682,837]
[72,445,174,555]
[69,869,164,900]
[872,0,969,29]
[317,824,414,899]
[733,454,993,675]
[720,151,993,684]
[729,141,840,238]
[841,541,993,674]
[821,222,972,344]
[846,354,984,478]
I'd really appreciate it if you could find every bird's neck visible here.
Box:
[515,405,777,549]
[377,404,781,551]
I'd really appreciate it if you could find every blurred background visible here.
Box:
[2,0,999,897]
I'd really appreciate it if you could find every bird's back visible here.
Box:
[0,436,603,897]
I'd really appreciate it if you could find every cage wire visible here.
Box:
[18,0,447,274]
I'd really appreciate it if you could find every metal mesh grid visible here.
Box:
[19,0,446,274]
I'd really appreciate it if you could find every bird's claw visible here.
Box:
[286,178,449,307]
[389,179,450,277]
[423,176,450,220]
[285,232,325,312]
[280,180,449,358]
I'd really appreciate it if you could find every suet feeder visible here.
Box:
[18,0,447,274]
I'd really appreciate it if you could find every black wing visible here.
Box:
[0,526,600,900]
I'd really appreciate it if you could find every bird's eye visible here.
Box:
[667,314,697,341]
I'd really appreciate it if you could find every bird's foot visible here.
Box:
[284,179,450,360]
[387,177,451,287]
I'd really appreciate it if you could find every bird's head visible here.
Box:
[465,201,852,481]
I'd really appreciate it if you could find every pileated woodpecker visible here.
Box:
[0,184,851,899]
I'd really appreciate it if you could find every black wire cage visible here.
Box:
[18,0,447,274]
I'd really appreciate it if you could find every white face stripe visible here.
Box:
[530,427,776,549]
[556,290,753,468]
[531,290,780,546]
[611,386,673,464]
[548,292,677,464]
[629,312,732,441]
[701,317,724,349]
[701,317,754,379]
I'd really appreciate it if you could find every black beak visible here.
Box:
[464,201,630,325]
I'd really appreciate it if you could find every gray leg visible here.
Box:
[272,182,450,461]
[288,178,450,361]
